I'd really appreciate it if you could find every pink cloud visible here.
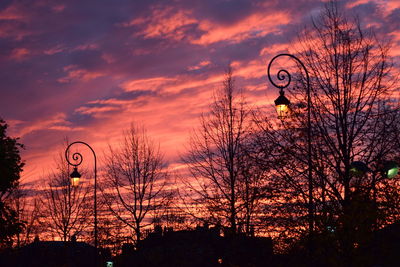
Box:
[52,4,65,13]
[74,43,99,51]
[193,12,291,45]
[44,45,65,55]
[259,43,289,57]
[8,0,398,193]
[121,72,237,97]
[0,3,26,20]
[10,47,30,60]
[12,113,82,138]
[58,65,104,83]
[74,105,121,117]
[187,60,211,71]
[126,6,291,45]
[121,77,174,92]
[347,0,400,16]
[125,6,197,41]
[44,43,98,56]
[101,53,116,63]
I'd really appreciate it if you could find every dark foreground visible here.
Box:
[2,222,400,267]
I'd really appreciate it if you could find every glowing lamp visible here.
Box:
[274,91,291,119]
[350,161,369,177]
[382,161,399,179]
[70,167,81,187]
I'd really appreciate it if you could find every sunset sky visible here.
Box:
[1,0,399,187]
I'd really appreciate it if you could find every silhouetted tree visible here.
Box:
[96,212,127,255]
[41,152,92,241]
[152,205,189,231]
[182,68,269,235]
[103,124,170,245]
[9,185,42,247]
[0,118,24,248]
[253,1,400,260]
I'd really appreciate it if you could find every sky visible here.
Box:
[1,0,399,187]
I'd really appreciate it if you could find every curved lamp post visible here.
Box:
[65,141,98,258]
[267,53,314,246]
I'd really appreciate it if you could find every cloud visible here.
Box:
[0,3,25,20]
[187,60,211,71]
[58,65,104,83]
[193,12,291,45]
[12,113,83,138]
[10,47,30,60]
[74,105,121,116]
[0,0,397,189]
[43,45,65,55]
[121,77,175,92]
[126,4,291,46]
[125,6,199,42]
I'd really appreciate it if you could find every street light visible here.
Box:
[267,53,314,251]
[350,161,370,177]
[65,141,98,264]
[70,167,81,187]
[350,160,399,179]
[274,90,291,119]
[350,160,399,209]
[383,161,399,179]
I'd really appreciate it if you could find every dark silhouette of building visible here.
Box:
[355,221,400,266]
[115,224,273,267]
[0,237,109,267]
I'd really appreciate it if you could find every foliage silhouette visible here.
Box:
[0,118,25,248]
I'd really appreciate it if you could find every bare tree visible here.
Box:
[102,124,169,245]
[41,153,92,241]
[95,209,127,255]
[254,0,400,259]
[182,68,269,235]
[9,185,42,247]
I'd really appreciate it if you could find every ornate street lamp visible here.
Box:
[267,53,314,251]
[274,90,291,119]
[65,141,98,263]
[70,167,81,187]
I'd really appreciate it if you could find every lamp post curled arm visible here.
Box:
[267,53,314,247]
[64,141,98,253]
[267,53,310,90]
